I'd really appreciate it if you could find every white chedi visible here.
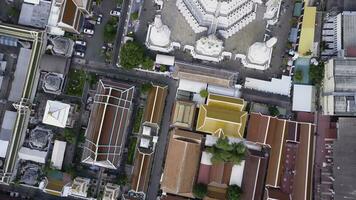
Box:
[247,37,277,65]
[149,15,171,47]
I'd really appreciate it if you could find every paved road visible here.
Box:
[0,183,78,200]
[146,78,177,200]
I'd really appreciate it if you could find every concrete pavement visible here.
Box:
[85,0,118,63]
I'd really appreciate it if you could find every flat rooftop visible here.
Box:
[333,118,356,199]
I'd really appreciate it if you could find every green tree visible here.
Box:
[63,129,76,144]
[140,83,153,94]
[7,7,19,18]
[199,89,209,98]
[103,17,118,42]
[206,138,246,165]
[216,137,233,151]
[227,185,242,200]
[142,57,154,70]
[64,164,77,178]
[193,183,207,199]
[232,142,246,154]
[294,69,303,82]
[117,0,123,6]
[304,50,313,56]
[268,106,280,117]
[131,12,139,20]
[120,41,145,69]
[116,172,128,186]
[309,62,324,86]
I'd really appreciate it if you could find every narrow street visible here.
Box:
[112,0,132,65]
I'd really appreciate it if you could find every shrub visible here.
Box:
[142,57,154,70]
[227,185,242,200]
[193,183,207,199]
[294,69,303,82]
[268,106,280,117]
[206,137,246,165]
[120,41,144,69]
[199,89,209,98]
[309,62,324,86]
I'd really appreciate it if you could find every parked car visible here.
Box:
[75,45,86,52]
[110,10,120,17]
[74,51,85,58]
[75,40,87,46]
[83,28,94,36]
[97,14,103,24]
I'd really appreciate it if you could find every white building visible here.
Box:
[184,35,232,62]
[155,54,175,66]
[322,58,356,116]
[241,37,277,70]
[103,183,120,200]
[18,147,47,164]
[70,177,90,198]
[51,140,66,170]
[321,11,356,58]
[47,0,91,35]
[42,100,71,128]
[292,84,316,112]
[244,75,292,97]
[145,15,175,53]
[177,0,260,37]
[0,111,17,159]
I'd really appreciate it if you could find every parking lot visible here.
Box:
[77,0,119,63]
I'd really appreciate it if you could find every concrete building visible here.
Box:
[321,11,356,58]
[292,84,316,112]
[103,183,120,200]
[42,100,71,128]
[51,140,66,170]
[69,177,90,198]
[48,0,91,34]
[82,80,135,169]
[322,58,356,115]
[333,118,356,200]
[18,126,53,164]
[18,0,51,29]
[244,75,292,97]
[42,72,65,95]
[171,100,196,130]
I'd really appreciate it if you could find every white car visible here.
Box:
[83,28,94,35]
[74,51,85,58]
[110,10,120,17]
[75,40,87,46]
[97,14,103,24]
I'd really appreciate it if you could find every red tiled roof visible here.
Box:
[82,79,134,168]
[246,113,315,200]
